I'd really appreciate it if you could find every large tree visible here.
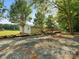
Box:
[10,0,31,34]
[55,0,79,33]
[33,0,79,34]
[33,0,53,31]
[56,0,73,34]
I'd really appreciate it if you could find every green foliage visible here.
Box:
[0,2,2,8]
[0,2,2,17]
[56,0,79,32]
[72,15,79,32]
[8,0,79,33]
[46,15,54,28]
[10,0,31,23]
[10,0,32,33]
[33,0,54,29]
[33,0,51,14]
[0,24,19,30]
[34,12,45,28]
[58,18,68,31]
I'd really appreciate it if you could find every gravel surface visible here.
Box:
[0,35,79,59]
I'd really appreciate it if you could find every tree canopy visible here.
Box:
[10,0,31,23]
[1,0,79,34]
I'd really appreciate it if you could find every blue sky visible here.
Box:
[0,0,15,24]
[4,0,15,9]
[3,0,15,18]
[0,0,36,24]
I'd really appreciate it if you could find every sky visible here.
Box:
[0,0,57,24]
[0,0,14,24]
[4,0,15,9]
[3,0,15,17]
[0,0,36,25]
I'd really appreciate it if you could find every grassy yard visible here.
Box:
[0,30,20,36]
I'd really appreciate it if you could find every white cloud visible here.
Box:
[0,18,11,24]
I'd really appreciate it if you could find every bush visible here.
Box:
[0,24,19,30]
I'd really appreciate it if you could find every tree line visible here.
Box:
[0,24,19,30]
[1,0,79,34]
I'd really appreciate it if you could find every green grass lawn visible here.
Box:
[0,30,20,36]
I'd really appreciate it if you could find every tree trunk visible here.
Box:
[21,25,25,34]
[19,15,26,35]
[19,20,25,35]
[67,0,74,34]
[19,25,25,35]
[67,16,73,34]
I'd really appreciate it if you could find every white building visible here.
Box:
[19,20,34,35]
